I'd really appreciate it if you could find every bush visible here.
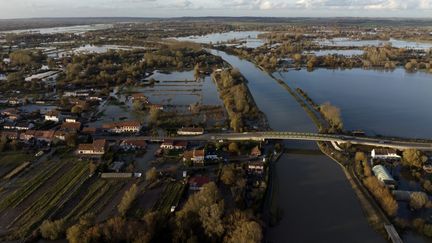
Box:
[40,219,66,240]
[118,184,139,216]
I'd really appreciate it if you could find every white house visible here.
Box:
[177,127,204,136]
[45,110,62,123]
[102,120,141,133]
[371,149,400,160]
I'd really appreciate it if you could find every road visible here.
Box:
[99,131,432,151]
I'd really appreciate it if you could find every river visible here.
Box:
[209,49,385,242]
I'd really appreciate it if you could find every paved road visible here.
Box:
[99,131,432,151]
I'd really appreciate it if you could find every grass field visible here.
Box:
[153,182,186,215]
[7,160,88,239]
[0,152,33,178]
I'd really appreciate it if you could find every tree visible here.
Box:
[118,184,139,216]
[225,220,262,243]
[149,106,160,125]
[145,167,158,183]
[403,149,427,168]
[228,142,240,154]
[319,102,343,131]
[66,224,84,243]
[410,192,428,210]
[199,203,225,239]
[71,105,83,114]
[40,219,65,240]
[221,165,236,186]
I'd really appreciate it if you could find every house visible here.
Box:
[45,110,62,122]
[0,73,6,81]
[247,161,265,175]
[160,140,188,150]
[77,139,107,156]
[3,121,34,130]
[372,165,396,188]
[1,108,20,121]
[188,176,210,191]
[61,122,82,132]
[120,139,147,150]
[54,130,71,141]
[148,104,164,110]
[183,149,205,165]
[371,149,400,160]
[21,130,55,143]
[0,131,19,140]
[82,127,97,135]
[177,127,204,136]
[131,93,149,103]
[250,146,262,157]
[102,120,141,133]
[109,161,125,172]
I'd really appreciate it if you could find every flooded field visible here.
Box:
[304,49,364,56]
[274,68,432,139]
[175,31,266,48]
[318,38,432,50]
[1,24,113,35]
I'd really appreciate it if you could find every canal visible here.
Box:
[209,49,384,242]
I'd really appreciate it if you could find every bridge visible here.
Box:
[102,131,432,151]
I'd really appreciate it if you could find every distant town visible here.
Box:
[0,17,431,243]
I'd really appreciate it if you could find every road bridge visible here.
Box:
[101,131,432,151]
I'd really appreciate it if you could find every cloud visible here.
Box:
[295,0,432,9]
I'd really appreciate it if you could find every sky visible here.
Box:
[0,0,431,19]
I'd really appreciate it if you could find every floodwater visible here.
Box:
[319,38,432,50]
[210,49,384,243]
[1,24,113,35]
[175,31,266,48]
[273,68,432,139]
[304,49,364,56]
[139,70,222,107]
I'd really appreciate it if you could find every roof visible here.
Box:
[372,165,395,182]
[45,110,60,117]
[372,148,397,155]
[184,149,205,160]
[61,122,81,131]
[189,176,210,188]
[178,127,204,133]
[78,139,107,152]
[102,120,141,129]
[121,139,147,147]
[82,127,97,134]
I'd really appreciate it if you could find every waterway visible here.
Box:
[209,49,385,242]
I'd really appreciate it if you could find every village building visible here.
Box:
[102,120,141,133]
[177,127,204,136]
[0,131,19,140]
[60,122,82,132]
[372,165,396,188]
[371,148,401,160]
[1,108,21,121]
[20,130,55,143]
[160,140,188,150]
[120,139,147,150]
[45,110,63,123]
[77,139,107,156]
[131,93,149,103]
[247,161,265,175]
[82,127,97,135]
[250,145,262,157]
[188,176,210,191]
[183,149,206,165]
